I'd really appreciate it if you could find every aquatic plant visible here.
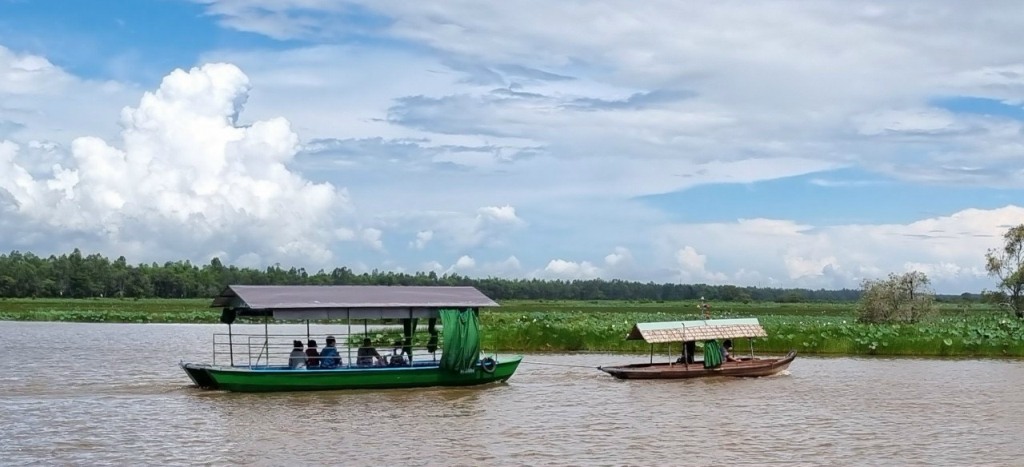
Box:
[3,298,1021,357]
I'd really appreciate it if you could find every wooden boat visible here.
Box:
[599,318,796,379]
[180,285,522,392]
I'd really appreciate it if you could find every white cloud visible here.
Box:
[410,230,433,249]
[784,254,841,280]
[0,63,349,267]
[477,205,524,225]
[437,254,476,275]
[0,46,137,145]
[604,247,632,267]
[361,228,384,251]
[0,46,74,95]
[651,206,1024,292]
[539,258,601,280]
[854,108,959,136]
[673,246,728,283]
[5,3,1024,294]
[454,255,475,269]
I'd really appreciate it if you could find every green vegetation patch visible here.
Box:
[3,298,1022,357]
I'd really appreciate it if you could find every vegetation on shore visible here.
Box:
[3,298,1022,357]
[0,248,971,303]
[4,224,1022,357]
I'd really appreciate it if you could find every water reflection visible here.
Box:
[1,321,1022,465]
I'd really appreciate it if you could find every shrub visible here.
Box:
[857,271,936,324]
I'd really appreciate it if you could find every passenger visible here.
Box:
[722,339,739,362]
[676,341,697,364]
[388,340,407,367]
[305,339,320,368]
[319,335,342,369]
[356,338,385,367]
[288,340,306,369]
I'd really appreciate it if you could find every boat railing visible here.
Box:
[211,332,443,368]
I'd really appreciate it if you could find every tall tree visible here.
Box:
[985,224,1024,318]
[857,271,936,323]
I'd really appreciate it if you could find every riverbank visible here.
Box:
[2,298,1022,357]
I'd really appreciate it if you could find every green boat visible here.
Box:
[180,285,522,392]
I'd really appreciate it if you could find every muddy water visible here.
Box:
[1,321,1022,466]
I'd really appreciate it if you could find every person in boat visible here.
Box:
[676,341,698,364]
[288,340,306,369]
[722,339,740,363]
[388,340,407,367]
[305,339,320,368]
[319,335,342,369]
[356,337,385,367]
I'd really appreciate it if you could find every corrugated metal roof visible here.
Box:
[210,285,499,310]
[626,318,767,343]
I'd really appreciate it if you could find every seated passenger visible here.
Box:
[319,335,342,369]
[288,340,306,369]
[675,341,697,364]
[388,340,407,367]
[356,338,385,367]
[305,339,320,368]
[721,339,740,362]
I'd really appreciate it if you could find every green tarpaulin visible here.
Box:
[439,308,481,373]
[703,340,723,368]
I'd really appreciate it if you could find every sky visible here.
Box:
[1,1,1023,294]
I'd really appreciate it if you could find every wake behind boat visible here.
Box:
[181,285,522,392]
[599,318,796,379]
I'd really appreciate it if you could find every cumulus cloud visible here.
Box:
[6,3,1024,294]
[540,259,601,280]
[674,246,728,283]
[198,1,1024,193]
[374,205,527,254]
[410,230,433,249]
[652,206,1024,292]
[604,247,632,267]
[0,46,74,95]
[0,63,349,267]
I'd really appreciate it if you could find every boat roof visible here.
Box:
[625,318,767,343]
[211,285,498,320]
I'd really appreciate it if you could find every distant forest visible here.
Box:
[0,249,976,303]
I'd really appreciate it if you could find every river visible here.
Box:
[1,321,1021,466]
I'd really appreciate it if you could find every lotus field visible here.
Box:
[2,298,1023,357]
[482,300,1024,358]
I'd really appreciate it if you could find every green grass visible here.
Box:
[481,300,1024,357]
[2,298,1021,357]
[0,297,217,323]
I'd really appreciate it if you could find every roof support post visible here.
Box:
[228,323,234,367]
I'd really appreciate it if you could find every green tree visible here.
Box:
[985,224,1024,318]
[857,271,936,323]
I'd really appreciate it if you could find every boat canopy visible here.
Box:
[625,318,767,344]
[211,285,498,320]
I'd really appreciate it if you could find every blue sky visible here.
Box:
[1,0,1024,293]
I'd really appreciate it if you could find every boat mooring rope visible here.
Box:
[521,360,599,369]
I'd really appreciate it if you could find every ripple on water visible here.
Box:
[1,322,1022,465]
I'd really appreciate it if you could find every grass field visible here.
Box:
[2,298,1022,357]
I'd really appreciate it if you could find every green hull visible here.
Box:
[182,356,522,392]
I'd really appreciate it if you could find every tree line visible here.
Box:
[0,248,878,302]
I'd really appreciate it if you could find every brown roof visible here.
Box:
[211,285,499,310]
[626,318,767,343]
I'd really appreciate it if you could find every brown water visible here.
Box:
[1,321,1022,466]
